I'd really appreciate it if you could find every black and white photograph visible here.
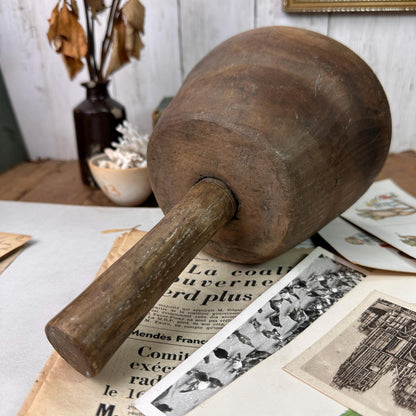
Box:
[135,248,366,416]
[285,291,416,416]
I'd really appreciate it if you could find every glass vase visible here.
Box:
[73,81,126,187]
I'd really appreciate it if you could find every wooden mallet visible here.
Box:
[46,26,391,377]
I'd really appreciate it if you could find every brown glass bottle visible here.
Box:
[73,81,126,186]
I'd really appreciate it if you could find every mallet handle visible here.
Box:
[45,178,237,377]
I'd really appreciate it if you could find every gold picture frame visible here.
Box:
[283,0,416,12]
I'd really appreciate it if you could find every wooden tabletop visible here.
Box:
[1,152,415,206]
[0,159,158,206]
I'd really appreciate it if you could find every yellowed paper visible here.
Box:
[0,232,31,257]
[19,230,310,416]
[0,232,31,274]
[285,291,416,416]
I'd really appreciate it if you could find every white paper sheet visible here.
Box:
[0,201,163,416]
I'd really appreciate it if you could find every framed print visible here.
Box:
[283,0,416,12]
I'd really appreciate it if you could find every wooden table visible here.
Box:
[1,152,416,205]
[0,159,158,206]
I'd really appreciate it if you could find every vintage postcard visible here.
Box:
[319,217,416,273]
[135,247,366,416]
[285,291,416,416]
[342,179,416,260]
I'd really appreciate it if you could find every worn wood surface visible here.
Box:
[327,14,416,153]
[0,159,157,207]
[376,151,416,195]
[150,26,391,264]
[179,0,255,78]
[45,178,236,376]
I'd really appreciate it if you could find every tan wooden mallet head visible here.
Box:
[46,26,391,377]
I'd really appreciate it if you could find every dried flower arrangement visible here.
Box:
[47,0,145,81]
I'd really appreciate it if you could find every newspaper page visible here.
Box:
[135,247,367,416]
[19,229,312,416]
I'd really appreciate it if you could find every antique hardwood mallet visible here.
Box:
[46,26,391,377]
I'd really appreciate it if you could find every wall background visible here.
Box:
[0,0,415,160]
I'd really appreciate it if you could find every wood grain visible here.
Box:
[45,178,236,376]
[256,0,329,34]
[150,26,391,263]
[179,0,255,78]
[0,159,156,206]
[377,151,416,196]
[327,14,416,153]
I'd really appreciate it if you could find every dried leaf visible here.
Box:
[62,55,84,80]
[52,35,63,52]
[58,4,86,56]
[126,25,144,59]
[125,24,135,54]
[47,0,145,81]
[46,2,87,79]
[122,0,145,33]
[122,0,145,61]
[105,14,129,77]
[87,0,106,19]
[46,1,60,44]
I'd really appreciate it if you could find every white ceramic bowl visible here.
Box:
[88,154,152,206]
